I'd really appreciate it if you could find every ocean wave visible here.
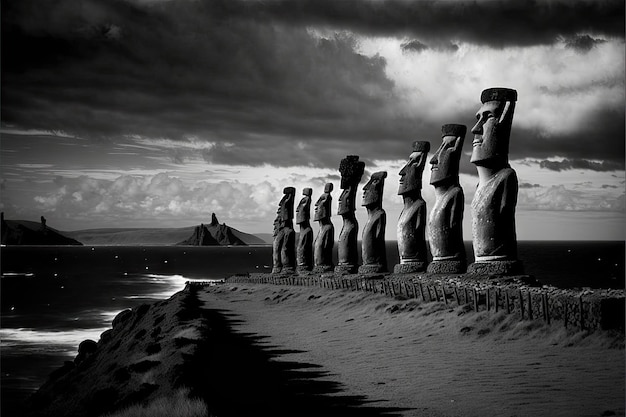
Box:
[0,327,109,354]
[1,272,35,278]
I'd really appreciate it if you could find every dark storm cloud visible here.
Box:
[538,159,624,172]
[1,0,624,170]
[241,0,624,47]
[401,40,459,53]
[519,183,542,189]
[564,35,607,52]
[2,0,436,168]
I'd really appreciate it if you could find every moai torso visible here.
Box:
[397,197,427,264]
[471,167,518,260]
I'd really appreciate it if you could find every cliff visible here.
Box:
[25,288,208,417]
[176,213,248,246]
[1,218,83,246]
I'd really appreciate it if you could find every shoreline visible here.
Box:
[19,278,625,417]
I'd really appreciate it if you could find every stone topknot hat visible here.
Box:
[480,87,517,103]
[412,141,430,153]
[441,124,467,138]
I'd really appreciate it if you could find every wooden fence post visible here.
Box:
[419,283,425,301]
[472,288,478,311]
[441,286,447,305]
[518,289,524,319]
[579,296,584,330]
[453,287,459,305]
[527,292,533,320]
[486,289,491,311]
[495,289,499,312]
[505,291,510,314]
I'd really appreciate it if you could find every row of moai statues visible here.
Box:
[272,87,523,276]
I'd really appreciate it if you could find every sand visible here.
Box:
[198,283,624,417]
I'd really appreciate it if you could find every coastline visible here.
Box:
[20,277,625,417]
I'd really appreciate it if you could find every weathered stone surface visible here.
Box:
[313,183,334,272]
[469,87,522,276]
[272,187,296,274]
[428,124,467,274]
[359,171,387,274]
[335,156,364,275]
[393,262,427,274]
[296,188,313,271]
[394,141,429,273]
[427,260,466,274]
[467,260,524,276]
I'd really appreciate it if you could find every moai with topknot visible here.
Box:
[427,124,467,273]
[334,156,365,275]
[468,87,523,275]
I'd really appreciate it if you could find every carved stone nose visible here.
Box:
[471,120,482,135]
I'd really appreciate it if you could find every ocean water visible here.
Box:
[1,241,624,415]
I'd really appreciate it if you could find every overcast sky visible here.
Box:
[1,0,624,240]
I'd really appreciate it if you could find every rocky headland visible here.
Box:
[176,213,249,246]
[1,215,82,246]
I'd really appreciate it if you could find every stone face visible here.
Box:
[469,87,522,275]
[394,141,429,273]
[296,188,313,272]
[313,183,334,273]
[272,187,296,274]
[359,171,387,274]
[427,124,467,274]
[335,156,364,274]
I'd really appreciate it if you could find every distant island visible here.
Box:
[63,213,268,246]
[1,214,83,246]
[176,213,261,246]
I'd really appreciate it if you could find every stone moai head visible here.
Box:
[470,87,517,166]
[398,141,430,195]
[296,188,313,224]
[362,171,387,207]
[277,187,296,221]
[430,124,466,186]
[314,183,333,221]
[337,155,365,215]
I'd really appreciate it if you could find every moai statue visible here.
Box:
[272,187,296,274]
[296,188,314,273]
[358,172,388,274]
[334,156,365,275]
[427,124,467,274]
[313,183,335,273]
[468,87,523,275]
[393,141,430,274]
[271,214,282,272]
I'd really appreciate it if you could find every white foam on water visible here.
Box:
[0,327,109,356]
[125,274,223,299]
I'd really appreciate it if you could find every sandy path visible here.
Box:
[198,284,624,417]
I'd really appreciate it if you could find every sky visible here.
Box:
[1,0,624,240]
